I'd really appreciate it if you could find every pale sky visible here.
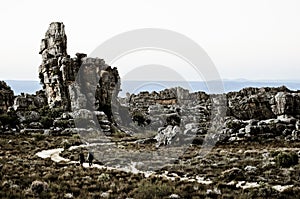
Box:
[0,0,300,81]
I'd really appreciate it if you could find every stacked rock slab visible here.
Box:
[0,81,14,114]
[39,22,121,126]
[39,22,72,110]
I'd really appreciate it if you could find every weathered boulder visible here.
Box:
[24,111,40,122]
[28,122,44,129]
[291,130,300,140]
[154,125,181,147]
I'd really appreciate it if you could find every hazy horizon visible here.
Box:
[1,0,300,82]
[4,79,300,96]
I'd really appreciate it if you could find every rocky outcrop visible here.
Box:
[39,22,120,111]
[226,86,300,120]
[221,86,300,142]
[125,85,300,145]
[39,22,81,110]
[0,81,17,132]
[0,81,14,114]
[38,22,121,134]
[13,91,47,111]
[125,87,212,145]
[272,92,300,117]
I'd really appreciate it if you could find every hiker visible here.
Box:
[87,151,94,167]
[79,151,85,167]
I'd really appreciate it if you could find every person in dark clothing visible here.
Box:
[79,152,85,167]
[87,151,94,167]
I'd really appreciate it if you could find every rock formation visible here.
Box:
[125,85,300,145]
[0,81,14,114]
[39,22,80,110]
[226,86,300,120]
[13,91,47,111]
[125,87,213,146]
[38,22,121,134]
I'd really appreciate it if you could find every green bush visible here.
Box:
[40,116,53,129]
[275,151,299,168]
[50,108,64,118]
[33,133,45,141]
[0,113,19,127]
[39,105,63,118]
[54,119,73,128]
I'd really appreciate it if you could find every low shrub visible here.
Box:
[131,181,173,199]
[275,151,298,168]
[40,116,53,129]
[0,113,19,127]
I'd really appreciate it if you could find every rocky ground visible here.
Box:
[0,133,299,198]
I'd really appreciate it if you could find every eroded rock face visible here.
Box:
[38,22,121,135]
[39,22,120,121]
[226,86,300,120]
[39,22,80,110]
[0,81,14,114]
[69,58,120,116]
[272,92,300,117]
[221,87,300,142]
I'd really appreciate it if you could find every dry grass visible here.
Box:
[0,134,299,198]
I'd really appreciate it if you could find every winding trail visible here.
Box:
[36,145,296,191]
[36,145,213,184]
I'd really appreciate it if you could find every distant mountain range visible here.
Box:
[4,79,300,96]
[119,80,300,96]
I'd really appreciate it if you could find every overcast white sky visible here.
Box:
[0,0,300,81]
